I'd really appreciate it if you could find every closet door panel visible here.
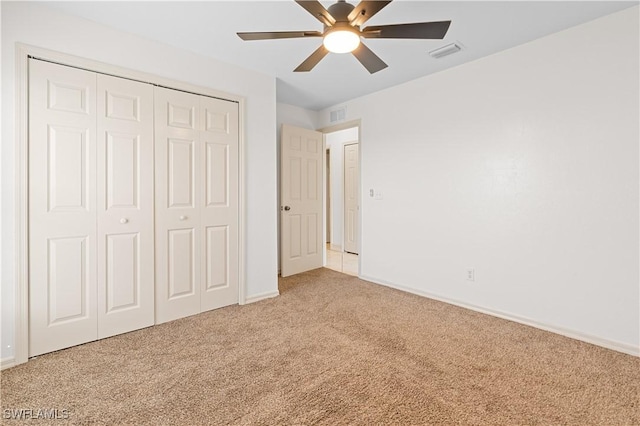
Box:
[29,60,98,356]
[168,228,197,298]
[200,97,239,311]
[96,74,154,338]
[155,87,202,323]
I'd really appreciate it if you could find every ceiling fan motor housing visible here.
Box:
[327,0,356,24]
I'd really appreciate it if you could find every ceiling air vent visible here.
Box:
[429,42,462,59]
[329,106,346,124]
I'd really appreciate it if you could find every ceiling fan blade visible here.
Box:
[295,0,336,26]
[352,42,388,74]
[348,1,393,27]
[294,45,330,72]
[237,31,322,41]
[362,21,451,39]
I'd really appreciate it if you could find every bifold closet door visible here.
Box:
[29,60,154,356]
[29,60,98,357]
[155,87,239,324]
[96,74,154,339]
[199,96,239,311]
[155,88,202,323]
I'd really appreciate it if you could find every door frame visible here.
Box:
[318,120,362,274]
[12,43,247,367]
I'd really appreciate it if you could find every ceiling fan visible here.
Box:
[237,0,451,74]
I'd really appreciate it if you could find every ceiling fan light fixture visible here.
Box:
[323,28,361,54]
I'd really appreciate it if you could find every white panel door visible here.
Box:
[200,96,239,311]
[96,74,154,338]
[155,87,202,324]
[280,124,324,277]
[344,143,359,254]
[29,59,98,356]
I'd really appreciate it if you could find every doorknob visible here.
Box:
[179,215,188,221]
[284,206,291,211]
[120,218,128,224]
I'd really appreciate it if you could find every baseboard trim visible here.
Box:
[360,274,639,357]
[1,357,16,370]
[243,290,280,305]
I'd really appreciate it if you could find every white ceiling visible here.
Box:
[45,1,637,110]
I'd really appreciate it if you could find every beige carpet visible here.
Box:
[2,268,639,425]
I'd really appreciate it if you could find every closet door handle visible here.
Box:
[120,218,129,224]
[179,215,188,221]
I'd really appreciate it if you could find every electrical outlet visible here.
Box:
[466,269,475,282]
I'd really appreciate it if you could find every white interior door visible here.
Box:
[155,87,202,324]
[29,59,98,356]
[344,143,359,254]
[280,124,324,277]
[96,74,154,338]
[199,96,239,311]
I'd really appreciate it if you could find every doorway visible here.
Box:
[278,121,361,278]
[324,126,359,275]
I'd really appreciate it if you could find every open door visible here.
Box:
[280,124,324,277]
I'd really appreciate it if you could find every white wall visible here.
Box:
[0,0,4,365]
[1,2,279,361]
[276,102,319,132]
[317,7,640,354]
[326,128,359,249]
